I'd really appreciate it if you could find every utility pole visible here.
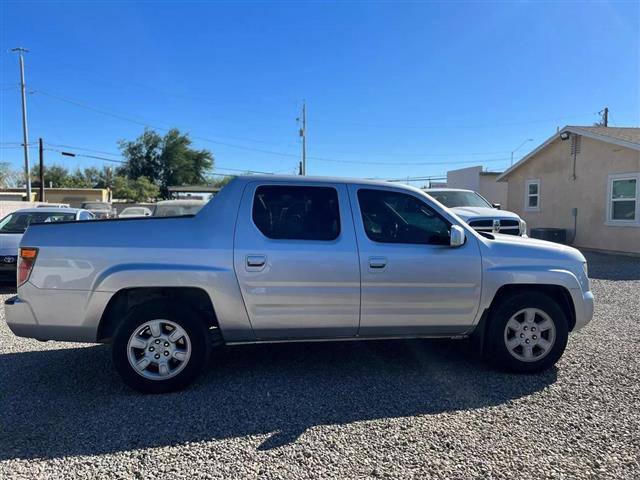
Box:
[12,47,32,200]
[38,138,45,202]
[299,101,306,175]
[603,107,609,127]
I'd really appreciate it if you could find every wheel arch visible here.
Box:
[96,287,219,343]
[472,283,576,355]
[488,283,576,331]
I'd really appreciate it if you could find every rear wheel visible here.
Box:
[112,303,211,393]
[487,292,568,373]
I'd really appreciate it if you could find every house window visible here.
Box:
[607,173,640,226]
[525,179,540,211]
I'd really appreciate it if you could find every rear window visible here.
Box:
[252,185,340,240]
[0,212,77,233]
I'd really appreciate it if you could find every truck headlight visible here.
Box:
[519,219,527,236]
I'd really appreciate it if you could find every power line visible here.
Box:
[44,147,278,174]
[29,88,555,167]
[44,148,128,164]
[306,155,521,166]
[44,143,122,157]
[33,89,300,149]
[321,112,598,130]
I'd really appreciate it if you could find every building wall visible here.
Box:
[479,173,508,209]
[0,202,41,218]
[447,166,481,191]
[447,166,508,208]
[504,135,640,254]
[27,188,110,207]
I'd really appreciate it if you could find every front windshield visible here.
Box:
[0,212,76,233]
[428,191,493,209]
[153,203,204,217]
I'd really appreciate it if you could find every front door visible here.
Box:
[348,185,482,336]
[234,182,360,339]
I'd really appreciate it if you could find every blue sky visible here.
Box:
[1,1,638,183]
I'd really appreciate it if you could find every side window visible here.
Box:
[252,185,340,240]
[357,189,451,245]
[607,173,639,225]
[525,179,540,211]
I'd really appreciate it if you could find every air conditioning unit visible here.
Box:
[530,228,567,244]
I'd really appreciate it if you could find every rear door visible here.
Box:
[348,184,482,336]
[234,181,360,339]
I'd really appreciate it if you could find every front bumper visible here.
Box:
[571,289,594,331]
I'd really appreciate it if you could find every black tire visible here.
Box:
[486,292,569,373]
[112,302,211,393]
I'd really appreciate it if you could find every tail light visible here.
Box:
[18,247,38,286]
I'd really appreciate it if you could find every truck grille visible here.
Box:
[468,219,521,236]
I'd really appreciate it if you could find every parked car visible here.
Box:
[0,208,94,280]
[118,206,153,218]
[36,203,70,208]
[5,176,593,393]
[81,201,117,219]
[426,188,527,236]
[152,199,206,217]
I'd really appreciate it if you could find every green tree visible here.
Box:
[119,128,214,198]
[32,164,70,188]
[118,130,163,181]
[0,162,23,188]
[206,175,234,188]
[111,176,136,200]
[112,175,159,202]
[131,176,160,202]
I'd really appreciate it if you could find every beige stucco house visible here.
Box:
[497,126,640,255]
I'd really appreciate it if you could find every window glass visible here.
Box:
[357,189,450,245]
[427,190,492,208]
[610,178,637,221]
[612,201,635,220]
[612,179,636,199]
[252,185,340,240]
[526,180,540,210]
[0,212,76,233]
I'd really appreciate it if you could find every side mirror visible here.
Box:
[492,203,501,210]
[450,225,466,248]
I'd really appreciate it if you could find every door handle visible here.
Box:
[246,255,267,268]
[368,257,387,269]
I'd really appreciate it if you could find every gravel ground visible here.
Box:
[1,251,639,479]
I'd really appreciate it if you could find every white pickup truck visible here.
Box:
[6,176,594,393]
[426,188,527,236]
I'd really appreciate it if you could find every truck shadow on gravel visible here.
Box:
[0,338,557,459]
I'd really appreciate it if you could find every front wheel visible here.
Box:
[487,292,569,373]
[112,303,211,393]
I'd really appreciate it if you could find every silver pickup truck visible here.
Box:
[6,176,594,393]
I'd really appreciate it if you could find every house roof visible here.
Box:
[497,126,640,181]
